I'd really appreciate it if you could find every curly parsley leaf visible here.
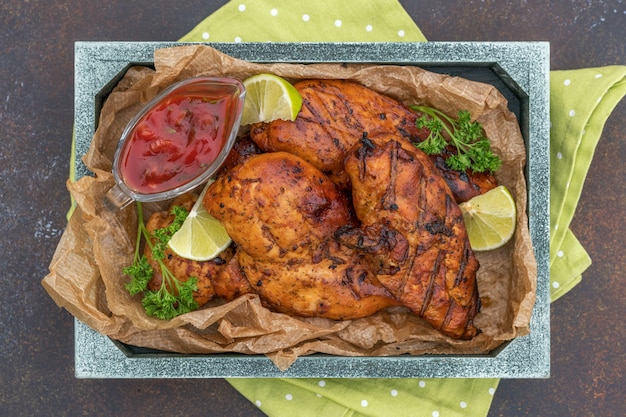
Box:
[123,202,199,320]
[141,275,198,320]
[411,106,502,173]
[123,255,153,295]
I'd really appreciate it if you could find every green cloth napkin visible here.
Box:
[549,68,626,301]
[174,1,626,416]
[179,0,426,43]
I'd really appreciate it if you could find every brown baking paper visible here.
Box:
[43,45,536,371]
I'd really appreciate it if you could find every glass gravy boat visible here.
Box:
[104,76,245,211]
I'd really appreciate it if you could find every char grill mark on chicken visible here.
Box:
[335,136,480,339]
[430,151,498,203]
[250,78,496,202]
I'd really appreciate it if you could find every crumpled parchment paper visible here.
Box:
[43,45,536,371]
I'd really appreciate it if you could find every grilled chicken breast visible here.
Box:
[335,136,480,339]
[204,151,355,263]
[250,78,495,202]
[204,151,400,319]
[250,79,422,188]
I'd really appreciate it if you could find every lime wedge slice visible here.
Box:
[460,185,517,251]
[168,182,231,261]
[241,73,303,125]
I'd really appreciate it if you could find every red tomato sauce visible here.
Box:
[119,94,229,194]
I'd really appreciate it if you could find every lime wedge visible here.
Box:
[241,73,303,125]
[460,185,517,251]
[168,182,231,261]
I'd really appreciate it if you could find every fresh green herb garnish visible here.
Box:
[410,106,502,173]
[123,202,199,320]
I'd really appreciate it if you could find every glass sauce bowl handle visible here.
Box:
[103,184,133,212]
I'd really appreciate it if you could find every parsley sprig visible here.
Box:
[410,106,502,173]
[123,202,199,320]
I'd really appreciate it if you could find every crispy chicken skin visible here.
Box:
[335,136,480,339]
[250,78,495,202]
[204,151,400,319]
[144,194,235,306]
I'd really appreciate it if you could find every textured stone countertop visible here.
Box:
[1,1,624,416]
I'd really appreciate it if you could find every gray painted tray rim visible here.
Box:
[73,41,550,379]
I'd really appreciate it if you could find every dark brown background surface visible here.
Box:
[1,1,624,416]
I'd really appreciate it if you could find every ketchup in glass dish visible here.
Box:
[121,94,228,193]
[104,77,245,211]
